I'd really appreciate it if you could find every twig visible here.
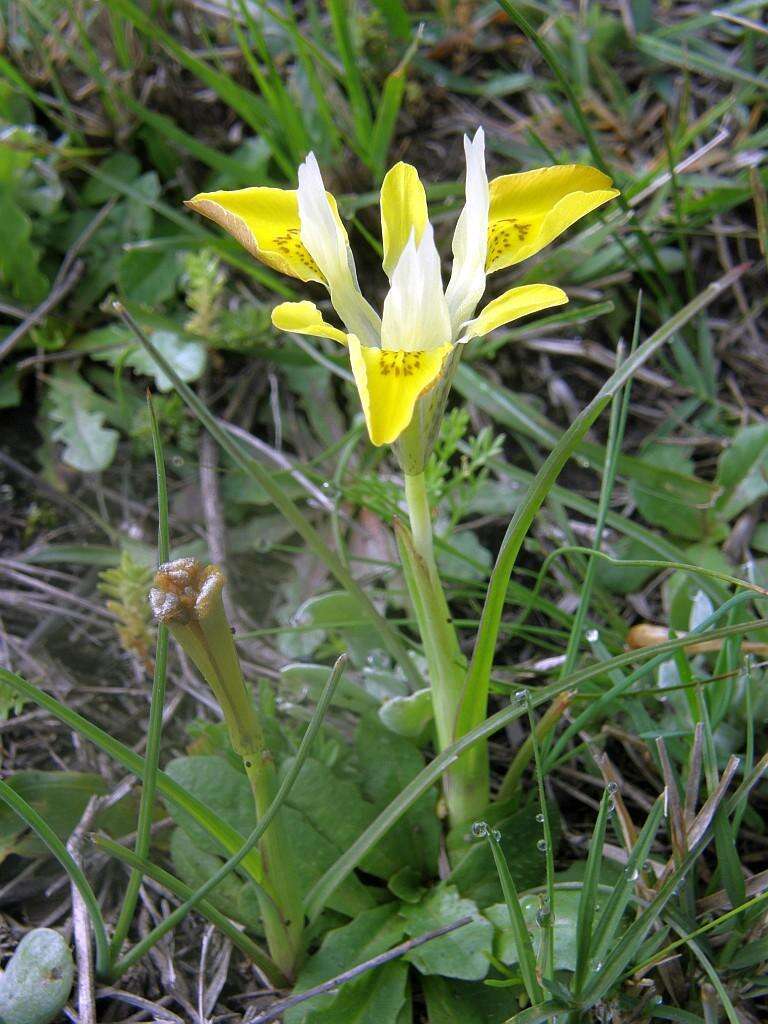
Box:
[247,916,473,1023]
[0,198,116,363]
[67,796,101,1024]
[0,260,84,363]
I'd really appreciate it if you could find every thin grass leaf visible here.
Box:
[111,654,348,977]
[303,613,763,920]
[0,667,266,885]
[484,828,543,1005]
[93,834,285,984]
[0,778,111,978]
[108,395,170,966]
[589,797,666,968]
[455,266,749,795]
[573,789,613,995]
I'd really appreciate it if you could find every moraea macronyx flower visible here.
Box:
[186,131,618,448]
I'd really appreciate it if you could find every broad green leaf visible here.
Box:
[0,190,48,303]
[0,771,136,860]
[0,366,21,410]
[485,890,581,972]
[715,424,768,521]
[169,827,263,931]
[280,755,392,879]
[118,248,181,306]
[280,806,377,917]
[401,884,493,980]
[163,755,254,855]
[47,371,119,472]
[305,961,408,1024]
[110,329,206,392]
[422,976,522,1023]
[447,802,559,907]
[285,903,406,1024]
[355,715,440,877]
[281,663,379,714]
[378,688,433,739]
[295,591,384,667]
[630,444,711,540]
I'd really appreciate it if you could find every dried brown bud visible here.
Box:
[149,558,224,626]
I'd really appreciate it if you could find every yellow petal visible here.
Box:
[347,337,452,446]
[486,165,619,272]
[380,163,428,279]
[460,284,568,343]
[271,300,348,345]
[186,187,329,283]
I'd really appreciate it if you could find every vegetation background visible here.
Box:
[0,1,767,1022]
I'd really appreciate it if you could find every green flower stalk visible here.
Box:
[150,558,303,978]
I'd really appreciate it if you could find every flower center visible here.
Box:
[379,351,424,377]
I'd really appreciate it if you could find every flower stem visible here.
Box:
[402,472,487,825]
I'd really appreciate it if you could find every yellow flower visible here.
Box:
[186,132,618,447]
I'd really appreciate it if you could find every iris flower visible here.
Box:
[186,131,618,447]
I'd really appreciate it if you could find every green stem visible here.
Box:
[401,472,485,825]
[242,746,304,980]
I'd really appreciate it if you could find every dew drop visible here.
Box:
[607,781,619,795]
[585,628,599,643]
[626,867,639,881]
[536,838,548,853]
[471,821,489,838]
[514,689,528,703]
[535,812,545,823]
[590,958,603,972]
[491,828,502,842]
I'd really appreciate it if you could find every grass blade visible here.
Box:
[484,827,543,1005]
[111,654,348,977]
[0,779,111,978]
[108,395,171,965]
[573,790,613,995]
[455,265,749,796]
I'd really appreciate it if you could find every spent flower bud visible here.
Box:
[150,558,263,756]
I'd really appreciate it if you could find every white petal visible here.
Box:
[297,153,380,345]
[381,224,452,353]
[444,127,489,334]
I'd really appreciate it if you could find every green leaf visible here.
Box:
[0,190,48,304]
[169,827,263,931]
[281,806,377,917]
[118,248,180,306]
[630,444,709,540]
[118,329,206,392]
[400,884,493,980]
[47,371,119,473]
[163,755,254,855]
[295,591,385,667]
[378,688,433,739]
[447,802,559,907]
[422,976,522,1023]
[0,366,21,410]
[715,424,768,521]
[280,755,393,879]
[305,961,409,1024]
[286,904,406,1024]
[0,771,136,860]
[281,663,378,714]
[486,891,581,972]
[354,715,440,877]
